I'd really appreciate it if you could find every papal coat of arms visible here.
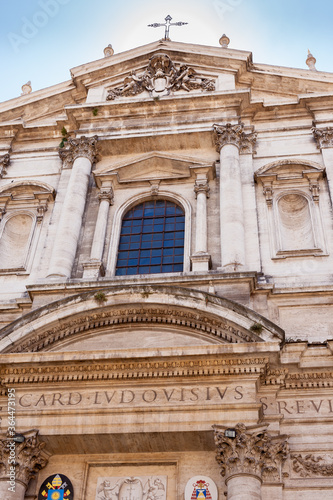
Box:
[96,475,167,500]
[38,474,74,500]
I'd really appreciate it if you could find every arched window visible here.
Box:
[115,200,185,275]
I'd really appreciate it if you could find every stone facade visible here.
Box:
[0,38,333,499]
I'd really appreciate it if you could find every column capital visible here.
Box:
[213,423,289,483]
[98,186,114,205]
[59,135,99,169]
[194,179,210,198]
[0,430,48,486]
[312,126,333,149]
[0,153,10,178]
[213,123,257,154]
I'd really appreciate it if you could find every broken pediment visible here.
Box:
[95,152,214,185]
[106,53,216,100]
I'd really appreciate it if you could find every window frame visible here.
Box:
[107,191,192,277]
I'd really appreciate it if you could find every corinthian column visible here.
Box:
[0,430,48,500]
[83,183,114,279]
[214,123,256,271]
[47,136,99,278]
[191,170,211,272]
[213,423,288,500]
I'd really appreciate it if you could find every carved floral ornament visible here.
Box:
[0,153,10,178]
[292,453,333,477]
[213,423,289,483]
[58,136,99,169]
[106,53,215,100]
[312,126,333,149]
[0,430,48,485]
[213,123,257,154]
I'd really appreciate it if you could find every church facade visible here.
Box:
[0,36,333,500]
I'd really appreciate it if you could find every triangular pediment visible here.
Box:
[95,152,213,185]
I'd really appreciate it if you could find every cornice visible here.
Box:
[0,354,269,387]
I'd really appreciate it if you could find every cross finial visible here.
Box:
[148,14,188,41]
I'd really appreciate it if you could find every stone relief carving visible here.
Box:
[106,53,215,100]
[312,126,333,149]
[213,123,257,154]
[292,454,333,477]
[213,423,289,483]
[58,135,99,169]
[0,154,10,178]
[0,430,48,485]
[96,476,166,500]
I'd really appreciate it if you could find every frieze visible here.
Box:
[14,383,252,411]
[291,453,333,477]
[5,305,260,353]
[96,476,167,500]
[1,357,268,385]
[106,53,215,100]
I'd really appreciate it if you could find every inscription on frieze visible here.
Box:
[96,475,167,500]
[17,383,249,410]
[259,396,333,417]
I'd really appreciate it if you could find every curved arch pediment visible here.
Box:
[0,286,284,353]
[255,158,325,178]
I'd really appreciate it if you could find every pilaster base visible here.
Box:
[82,260,105,279]
[190,253,211,272]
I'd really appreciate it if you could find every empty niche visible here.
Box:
[277,194,314,251]
[0,213,33,269]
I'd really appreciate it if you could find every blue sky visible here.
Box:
[1,0,333,103]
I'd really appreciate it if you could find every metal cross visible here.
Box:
[148,15,188,41]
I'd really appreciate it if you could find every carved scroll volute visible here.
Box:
[213,423,289,483]
[0,154,10,178]
[0,430,48,486]
[58,135,99,169]
[213,123,257,154]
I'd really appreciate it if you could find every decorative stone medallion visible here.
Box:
[185,476,218,500]
[38,474,74,500]
[96,475,167,500]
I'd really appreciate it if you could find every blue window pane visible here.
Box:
[163,248,173,256]
[139,266,150,274]
[141,249,151,258]
[155,208,165,216]
[122,220,132,227]
[162,265,173,272]
[116,259,128,267]
[166,206,176,215]
[116,268,127,276]
[152,249,162,257]
[150,265,161,273]
[118,251,128,259]
[164,232,174,240]
[121,227,131,235]
[165,224,174,231]
[131,235,140,242]
[144,208,154,216]
[142,225,153,233]
[175,239,184,246]
[175,247,183,255]
[131,242,140,250]
[142,234,152,241]
[175,207,183,214]
[163,256,173,264]
[176,222,185,230]
[119,243,130,251]
[152,240,162,248]
[164,240,174,247]
[132,219,142,226]
[120,235,130,243]
[153,224,163,232]
[139,257,150,265]
[175,231,184,238]
[151,257,161,265]
[127,268,137,275]
[142,241,152,249]
[173,264,183,271]
[174,255,183,263]
[129,250,138,258]
[133,207,143,217]
[152,233,163,241]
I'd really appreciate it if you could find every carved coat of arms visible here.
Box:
[96,476,166,500]
[106,53,215,100]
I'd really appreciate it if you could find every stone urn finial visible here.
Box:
[306,49,317,71]
[219,34,230,48]
[104,44,114,57]
[21,81,32,95]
